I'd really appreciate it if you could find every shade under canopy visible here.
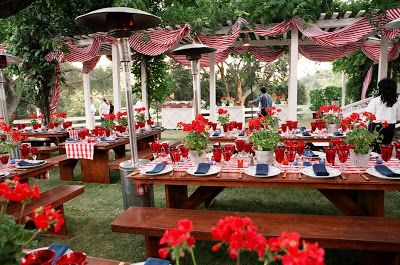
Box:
[0,0,35,18]
[0,53,22,69]
[75,7,161,37]
[170,43,216,61]
[385,18,400,29]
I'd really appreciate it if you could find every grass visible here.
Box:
[26,129,400,265]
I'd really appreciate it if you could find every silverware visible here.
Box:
[131,171,139,176]
[169,169,174,176]
[359,173,370,181]
[238,170,242,179]
[282,171,286,179]
[217,171,222,178]
[181,172,188,178]
[340,174,347,180]
[297,172,302,179]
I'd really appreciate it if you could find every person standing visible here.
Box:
[366,78,400,152]
[99,97,110,122]
[250,86,272,116]
[108,100,114,114]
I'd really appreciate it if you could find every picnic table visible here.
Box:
[59,128,164,183]
[22,130,70,145]
[131,157,400,217]
[0,162,54,182]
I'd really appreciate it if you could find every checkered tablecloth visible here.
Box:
[68,128,83,139]
[65,142,96,160]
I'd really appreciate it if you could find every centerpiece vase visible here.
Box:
[327,123,338,134]
[189,150,206,165]
[254,150,274,165]
[349,149,371,168]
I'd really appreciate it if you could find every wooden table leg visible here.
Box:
[59,159,78,181]
[165,185,188,208]
[145,236,161,258]
[319,189,366,216]
[81,150,110,183]
[358,190,384,217]
[113,145,126,159]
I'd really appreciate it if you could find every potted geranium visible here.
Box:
[0,122,28,158]
[158,217,324,265]
[50,112,67,128]
[116,111,127,133]
[342,112,380,167]
[316,105,341,133]
[135,107,146,129]
[0,178,64,265]
[217,108,230,132]
[101,113,116,136]
[177,114,210,165]
[248,114,281,164]
[27,113,43,130]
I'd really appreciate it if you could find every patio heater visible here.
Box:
[385,18,400,29]
[170,44,215,117]
[0,53,21,124]
[75,7,161,169]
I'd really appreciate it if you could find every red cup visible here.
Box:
[222,149,232,161]
[274,146,285,164]
[281,123,287,133]
[381,144,393,163]
[236,122,243,131]
[296,141,306,156]
[212,146,222,162]
[285,146,297,163]
[0,154,9,165]
[324,146,336,166]
[30,147,38,156]
[235,139,245,152]
[178,145,189,158]
[224,144,235,152]
[243,142,253,154]
[56,252,87,265]
[222,124,228,133]
[20,249,56,265]
[310,122,317,133]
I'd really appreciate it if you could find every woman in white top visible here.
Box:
[366,78,400,152]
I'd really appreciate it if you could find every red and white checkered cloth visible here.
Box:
[65,142,96,160]
[68,128,83,139]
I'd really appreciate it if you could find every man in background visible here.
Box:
[250,86,272,116]
[99,97,110,122]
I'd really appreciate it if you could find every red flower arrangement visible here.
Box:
[217,108,230,125]
[177,114,210,155]
[316,105,341,124]
[27,113,44,130]
[101,113,116,129]
[0,122,29,154]
[135,107,146,123]
[51,112,67,126]
[62,121,73,129]
[116,111,128,127]
[158,217,325,265]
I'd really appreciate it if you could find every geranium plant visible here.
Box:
[0,177,64,265]
[217,108,230,125]
[316,105,341,124]
[342,112,381,154]
[0,122,28,154]
[101,113,116,130]
[248,115,281,151]
[177,114,210,155]
[221,97,235,105]
[27,113,44,129]
[158,216,325,265]
[116,111,128,127]
[50,112,67,125]
[135,107,146,123]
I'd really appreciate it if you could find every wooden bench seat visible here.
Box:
[108,140,181,170]
[111,207,400,262]
[47,154,78,181]
[37,145,60,159]
[7,184,84,238]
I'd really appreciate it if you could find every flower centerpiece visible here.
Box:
[248,110,281,164]
[135,107,146,129]
[101,113,116,134]
[0,177,64,264]
[158,217,324,265]
[221,97,235,106]
[316,105,341,133]
[272,93,285,104]
[177,114,210,164]
[217,108,230,132]
[27,113,43,130]
[0,122,28,155]
[50,112,67,128]
[341,112,380,167]
[116,111,128,133]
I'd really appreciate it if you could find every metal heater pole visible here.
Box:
[118,37,139,168]
[191,60,200,117]
[0,70,8,124]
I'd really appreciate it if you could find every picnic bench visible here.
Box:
[7,184,84,238]
[46,154,78,181]
[111,207,400,265]
[37,145,60,159]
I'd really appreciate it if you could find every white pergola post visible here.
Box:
[197,60,202,114]
[287,27,299,121]
[112,44,121,112]
[341,72,346,107]
[83,73,94,129]
[141,59,149,120]
[378,36,389,83]
[209,52,216,122]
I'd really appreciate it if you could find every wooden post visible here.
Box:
[209,52,216,122]
[82,73,94,129]
[378,36,389,83]
[111,44,121,113]
[141,58,149,120]
[288,27,298,121]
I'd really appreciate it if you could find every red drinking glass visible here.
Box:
[229,121,236,131]
[224,144,235,153]
[243,142,253,155]
[222,148,232,163]
[281,123,287,133]
[171,150,182,165]
[292,121,298,130]
[149,142,160,159]
[286,121,294,131]
[162,142,170,154]
[213,146,223,163]
[235,139,245,153]
[20,249,56,265]
[310,122,317,133]
[324,146,336,166]
[274,146,286,167]
[222,124,228,133]
[296,141,306,156]
[178,145,189,158]
[331,138,343,148]
[394,141,400,164]
[337,143,350,153]
[286,146,297,165]
[337,149,349,172]
[236,122,243,131]
[211,122,217,131]
[30,147,38,160]
[0,154,9,165]
[380,144,393,163]
[19,144,30,160]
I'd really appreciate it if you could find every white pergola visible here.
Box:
[67,9,397,127]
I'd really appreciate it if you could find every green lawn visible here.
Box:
[27,130,400,265]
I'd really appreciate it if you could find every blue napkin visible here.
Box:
[303,161,312,167]
[312,164,329,176]
[100,137,116,142]
[302,131,311,136]
[194,163,210,174]
[146,163,166,174]
[17,160,45,167]
[333,132,343,136]
[212,131,220,137]
[303,150,319,158]
[144,258,170,265]
[49,243,69,265]
[374,165,400,178]
[255,164,269,176]
[66,138,81,142]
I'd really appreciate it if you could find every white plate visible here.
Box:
[296,133,314,138]
[370,152,379,158]
[365,166,400,180]
[140,164,173,176]
[329,133,346,137]
[303,151,325,159]
[210,134,223,138]
[15,160,46,169]
[187,165,221,176]
[244,165,281,178]
[301,166,340,178]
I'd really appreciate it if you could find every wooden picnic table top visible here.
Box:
[1,162,54,182]
[22,131,70,138]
